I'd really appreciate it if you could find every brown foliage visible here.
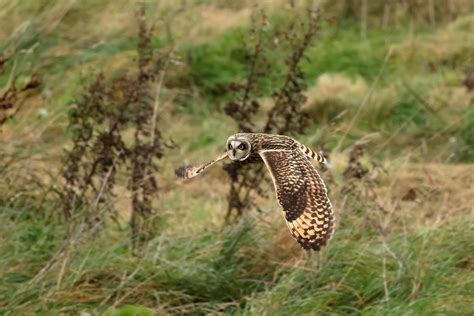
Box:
[341,141,388,225]
[0,53,41,128]
[223,7,319,222]
[60,4,170,247]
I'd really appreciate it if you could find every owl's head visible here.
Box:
[226,135,251,161]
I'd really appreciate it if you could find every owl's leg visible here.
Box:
[298,143,330,167]
[175,152,228,179]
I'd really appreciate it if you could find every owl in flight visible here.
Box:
[175,133,334,251]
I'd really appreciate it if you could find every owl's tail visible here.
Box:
[298,143,330,167]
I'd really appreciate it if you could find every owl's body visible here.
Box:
[176,133,334,251]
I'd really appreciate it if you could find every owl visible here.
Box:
[175,133,334,251]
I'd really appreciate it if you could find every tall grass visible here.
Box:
[0,204,472,314]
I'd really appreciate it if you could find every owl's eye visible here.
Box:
[228,143,232,150]
[238,143,246,150]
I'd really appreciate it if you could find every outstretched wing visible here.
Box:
[259,149,334,251]
[175,153,228,179]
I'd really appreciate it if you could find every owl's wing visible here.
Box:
[175,153,228,179]
[259,149,334,251]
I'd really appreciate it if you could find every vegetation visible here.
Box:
[59,5,169,248]
[0,0,472,315]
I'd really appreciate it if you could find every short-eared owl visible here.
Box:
[175,133,334,251]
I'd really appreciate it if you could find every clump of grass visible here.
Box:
[0,212,270,314]
[323,0,473,28]
[186,28,248,99]
[452,109,474,162]
[387,92,428,129]
[247,219,473,315]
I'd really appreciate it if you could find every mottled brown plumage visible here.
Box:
[175,133,334,251]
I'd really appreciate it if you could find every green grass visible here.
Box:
[185,20,427,101]
[0,208,472,314]
[454,110,474,162]
[250,223,473,315]
[186,29,249,99]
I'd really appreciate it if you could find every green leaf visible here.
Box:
[104,305,154,316]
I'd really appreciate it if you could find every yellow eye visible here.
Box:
[238,144,246,150]
[228,143,232,150]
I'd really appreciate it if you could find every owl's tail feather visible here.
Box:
[298,143,330,167]
[175,153,228,180]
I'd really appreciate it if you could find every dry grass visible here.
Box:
[372,162,473,229]
[392,13,474,65]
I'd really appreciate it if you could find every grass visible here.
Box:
[455,109,474,162]
[0,0,473,315]
[248,220,473,315]
[185,21,394,101]
[1,200,472,314]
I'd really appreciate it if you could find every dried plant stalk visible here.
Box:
[60,4,168,248]
[223,7,320,222]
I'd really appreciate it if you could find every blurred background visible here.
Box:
[0,0,473,314]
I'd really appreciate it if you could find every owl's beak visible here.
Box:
[232,149,236,156]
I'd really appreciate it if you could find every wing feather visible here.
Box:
[259,149,334,251]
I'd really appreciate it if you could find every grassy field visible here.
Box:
[1,1,473,315]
